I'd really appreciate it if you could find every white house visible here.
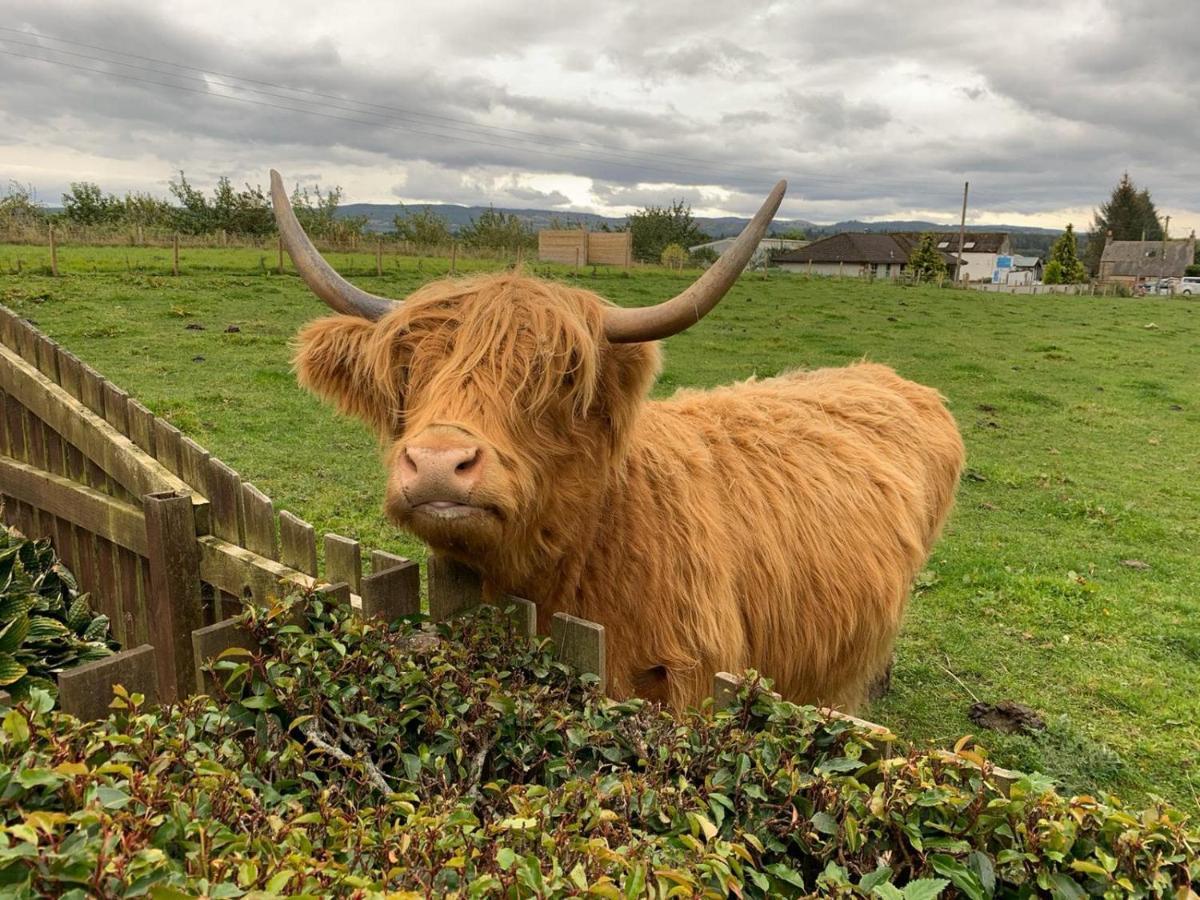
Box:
[928,232,1013,282]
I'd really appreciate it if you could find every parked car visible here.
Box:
[1179,276,1200,296]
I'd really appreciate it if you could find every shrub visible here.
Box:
[1,591,1197,896]
[660,242,687,270]
[0,530,118,701]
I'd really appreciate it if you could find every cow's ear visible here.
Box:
[600,341,661,453]
[294,315,394,436]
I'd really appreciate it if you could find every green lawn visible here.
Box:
[3,242,1199,810]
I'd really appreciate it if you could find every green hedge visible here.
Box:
[0,592,1197,897]
[0,530,118,700]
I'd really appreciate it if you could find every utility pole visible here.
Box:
[954,181,969,284]
[1162,215,1170,283]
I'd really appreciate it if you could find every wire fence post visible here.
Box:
[172,233,180,277]
[49,224,58,277]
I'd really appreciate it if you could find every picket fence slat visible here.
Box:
[58,644,159,722]
[551,612,606,691]
[324,533,361,594]
[279,510,318,576]
[360,559,420,621]
[207,458,243,544]
[427,556,481,621]
[504,595,537,638]
[241,482,278,560]
[191,617,257,694]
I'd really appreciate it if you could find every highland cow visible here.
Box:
[270,170,964,712]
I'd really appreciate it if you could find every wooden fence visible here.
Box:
[538,230,632,268]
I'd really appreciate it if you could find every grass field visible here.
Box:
[2,241,1199,810]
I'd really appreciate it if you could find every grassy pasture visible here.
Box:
[2,242,1199,810]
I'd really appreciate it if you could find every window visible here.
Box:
[964,241,976,249]
[937,241,949,249]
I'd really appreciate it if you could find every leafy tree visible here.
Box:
[627,199,707,263]
[1043,224,1088,284]
[61,182,123,226]
[0,181,45,229]
[907,233,947,281]
[1084,173,1163,272]
[121,192,174,228]
[289,184,367,241]
[169,172,276,236]
[211,177,274,236]
[393,204,452,248]
[168,171,215,234]
[772,227,808,241]
[458,206,534,251]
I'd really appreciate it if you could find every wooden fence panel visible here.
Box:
[587,232,632,267]
[58,644,159,722]
[538,230,588,265]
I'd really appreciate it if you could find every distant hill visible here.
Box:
[340,202,1065,255]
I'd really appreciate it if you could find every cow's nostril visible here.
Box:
[455,449,480,473]
[400,448,418,473]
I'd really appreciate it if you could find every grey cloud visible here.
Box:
[1,0,1199,226]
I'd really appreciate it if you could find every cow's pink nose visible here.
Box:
[397,443,483,493]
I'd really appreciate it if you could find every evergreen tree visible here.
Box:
[907,233,947,281]
[1043,224,1088,284]
[1084,173,1163,272]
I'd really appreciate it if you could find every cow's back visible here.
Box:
[609,362,964,710]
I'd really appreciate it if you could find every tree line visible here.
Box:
[2,174,721,260]
[9,171,1185,275]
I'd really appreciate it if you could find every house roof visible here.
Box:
[774,233,907,265]
[774,232,956,266]
[1012,255,1042,268]
[1098,239,1195,278]
[927,232,1010,254]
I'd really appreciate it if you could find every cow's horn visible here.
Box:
[602,179,787,343]
[270,169,396,321]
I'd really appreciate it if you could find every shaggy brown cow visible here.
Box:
[270,170,964,712]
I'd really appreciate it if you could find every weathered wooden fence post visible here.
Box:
[551,612,606,692]
[450,240,458,276]
[376,239,383,277]
[49,224,58,277]
[277,235,284,274]
[172,233,180,276]
[360,551,420,621]
[428,556,482,621]
[143,490,205,702]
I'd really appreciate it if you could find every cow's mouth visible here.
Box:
[412,500,495,521]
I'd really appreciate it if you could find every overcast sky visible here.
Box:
[1,0,1198,232]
